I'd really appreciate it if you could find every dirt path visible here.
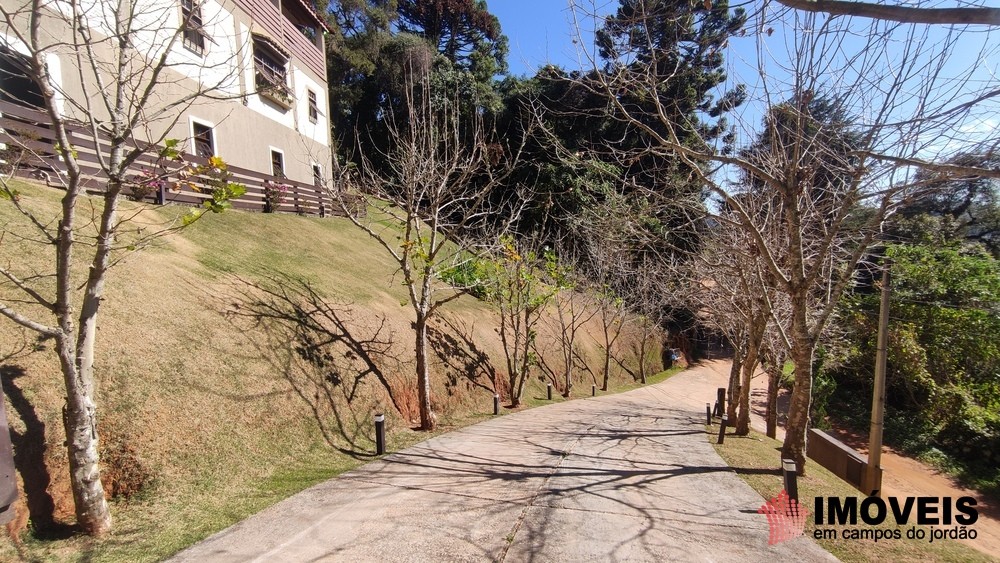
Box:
[690,359,1000,559]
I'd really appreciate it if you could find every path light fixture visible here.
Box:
[374,414,385,455]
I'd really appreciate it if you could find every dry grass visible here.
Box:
[0,179,669,562]
[709,427,993,562]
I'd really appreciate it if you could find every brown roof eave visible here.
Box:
[251,31,292,60]
[289,0,331,33]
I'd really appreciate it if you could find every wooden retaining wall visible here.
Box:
[807,428,881,493]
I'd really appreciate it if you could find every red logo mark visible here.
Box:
[758,490,809,545]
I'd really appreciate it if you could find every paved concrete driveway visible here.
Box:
[170,369,835,562]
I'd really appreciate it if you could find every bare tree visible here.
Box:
[541,253,598,397]
[595,286,628,391]
[336,53,527,430]
[693,192,796,436]
[486,236,552,407]
[580,235,631,391]
[0,0,246,533]
[622,262,667,385]
[572,0,1000,471]
[628,314,661,384]
[684,224,769,428]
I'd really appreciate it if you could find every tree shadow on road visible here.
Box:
[333,398,776,561]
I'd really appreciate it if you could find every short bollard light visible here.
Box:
[717,416,728,444]
[547,382,552,400]
[493,394,500,416]
[782,458,799,503]
[706,403,712,425]
[374,413,385,455]
[592,384,596,397]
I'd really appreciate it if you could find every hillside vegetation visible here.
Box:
[0,180,666,561]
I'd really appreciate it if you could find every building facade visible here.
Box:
[0,0,332,187]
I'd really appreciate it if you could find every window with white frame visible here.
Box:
[181,0,206,55]
[191,120,215,157]
[307,89,318,123]
[312,163,322,186]
[253,38,291,107]
[270,148,285,178]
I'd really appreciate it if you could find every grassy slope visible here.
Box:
[0,180,666,562]
[709,427,991,562]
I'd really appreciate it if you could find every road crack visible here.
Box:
[496,423,597,562]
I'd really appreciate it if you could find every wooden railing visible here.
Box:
[0,100,355,217]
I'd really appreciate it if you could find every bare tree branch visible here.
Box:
[775,0,1000,26]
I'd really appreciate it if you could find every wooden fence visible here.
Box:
[0,100,353,217]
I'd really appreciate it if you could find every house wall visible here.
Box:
[233,0,326,79]
[0,0,331,186]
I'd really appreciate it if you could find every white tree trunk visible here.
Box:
[57,334,111,534]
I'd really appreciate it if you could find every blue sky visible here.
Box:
[491,2,606,76]
[490,1,998,169]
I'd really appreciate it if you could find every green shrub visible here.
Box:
[439,258,489,299]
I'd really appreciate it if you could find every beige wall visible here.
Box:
[0,0,332,186]
[178,98,330,183]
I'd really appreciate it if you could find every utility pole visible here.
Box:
[864,261,891,495]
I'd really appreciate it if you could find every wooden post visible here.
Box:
[717,416,728,444]
[716,388,726,417]
[706,403,712,425]
[864,262,891,495]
